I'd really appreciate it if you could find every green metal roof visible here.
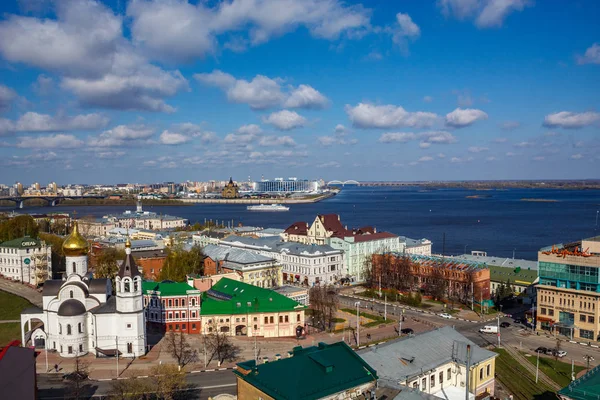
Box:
[233,341,378,400]
[200,277,305,316]
[142,281,200,296]
[488,265,537,285]
[559,365,600,400]
[0,236,41,249]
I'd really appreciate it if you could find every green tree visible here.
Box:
[0,215,39,241]
[159,245,204,281]
[150,364,186,400]
[95,247,126,282]
[39,233,65,277]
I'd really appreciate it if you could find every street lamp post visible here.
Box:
[355,301,360,347]
[584,355,595,371]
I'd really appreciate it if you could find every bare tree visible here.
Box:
[165,331,198,369]
[150,364,186,400]
[554,338,562,361]
[204,324,241,366]
[427,267,447,301]
[65,354,90,400]
[309,285,339,331]
[108,374,151,400]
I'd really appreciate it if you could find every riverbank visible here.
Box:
[520,198,559,203]
[179,191,337,204]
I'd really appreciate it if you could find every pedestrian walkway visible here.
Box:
[0,320,20,323]
[0,278,42,307]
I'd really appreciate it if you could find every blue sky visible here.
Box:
[0,0,598,185]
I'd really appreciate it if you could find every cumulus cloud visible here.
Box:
[419,131,457,144]
[378,132,416,143]
[468,146,489,153]
[32,74,54,96]
[450,156,473,163]
[438,0,531,28]
[0,84,16,112]
[195,70,328,110]
[378,131,457,145]
[346,103,438,129]
[543,111,600,129]
[571,154,584,160]
[0,0,187,113]
[500,121,520,130]
[237,124,263,135]
[577,43,600,65]
[0,112,109,134]
[258,136,297,147]
[159,130,190,145]
[317,161,341,168]
[391,13,420,53]
[89,125,154,147]
[126,0,371,61]
[263,110,307,130]
[514,141,534,148]
[493,137,508,143]
[532,156,545,161]
[334,124,347,134]
[16,133,84,149]
[318,136,357,146]
[423,96,433,103]
[418,156,433,162]
[445,108,488,128]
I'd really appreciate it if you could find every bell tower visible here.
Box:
[115,238,143,313]
[62,220,89,277]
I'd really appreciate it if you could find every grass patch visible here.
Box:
[492,348,556,400]
[0,290,33,320]
[522,353,584,387]
[331,318,346,323]
[340,308,387,328]
[0,323,21,346]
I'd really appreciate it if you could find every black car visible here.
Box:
[500,322,510,328]
[401,328,414,335]
[535,347,548,353]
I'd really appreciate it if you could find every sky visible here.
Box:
[0,0,598,185]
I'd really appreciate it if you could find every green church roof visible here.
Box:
[234,341,378,400]
[559,365,600,400]
[200,277,305,316]
[142,281,200,297]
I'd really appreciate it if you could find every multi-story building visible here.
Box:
[536,236,600,341]
[234,341,377,399]
[282,214,406,282]
[200,277,306,338]
[143,281,202,334]
[221,177,240,198]
[252,177,320,193]
[402,237,433,256]
[0,236,52,286]
[360,326,497,398]
[219,235,344,286]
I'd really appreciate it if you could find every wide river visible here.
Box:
[6,186,600,260]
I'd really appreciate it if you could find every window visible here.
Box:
[279,316,283,323]
[541,307,547,315]
[590,316,595,323]
[127,323,131,329]
[78,323,82,333]
[175,299,179,307]
[264,317,269,324]
[168,299,172,307]
[297,313,300,322]
[79,344,83,353]
[124,280,130,292]
[72,262,76,274]
[127,343,133,353]
[285,315,289,323]
[60,345,63,353]
[421,378,426,391]
[59,324,62,334]
[480,368,483,380]
[70,290,74,299]
[175,324,179,330]
[413,382,418,389]
[175,312,179,319]
[68,346,73,354]
[134,280,138,292]
[192,323,196,330]
[447,368,451,380]
[191,298,196,306]
[182,324,186,330]
[581,329,594,339]
[67,324,72,335]
[486,364,491,377]
[192,311,196,318]
[549,309,554,316]
[182,299,185,307]
[431,374,435,388]
[439,371,443,385]
[581,315,587,322]
[270,316,274,324]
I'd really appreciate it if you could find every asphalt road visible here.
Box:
[37,370,236,400]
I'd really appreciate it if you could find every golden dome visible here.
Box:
[63,221,89,257]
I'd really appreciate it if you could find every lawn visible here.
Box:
[492,348,556,400]
[0,323,21,346]
[0,290,34,320]
[523,353,585,387]
[340,308,387,328]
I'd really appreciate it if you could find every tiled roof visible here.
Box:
[353,232,398,243]
[220,236,342,256]
[284,222,309,235]
[318,214,347,238]
[200,277,304,316]
[359,326,497,383]
[143,281,200,297]
[234,341,377,400]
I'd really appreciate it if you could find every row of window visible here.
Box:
[146,310,198,321]
[412,364,491,393]
[145,297,198,308]
[58,323,84,335]
[579,314,595,323]
[539,308,555,316]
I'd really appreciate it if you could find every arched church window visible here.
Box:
[67,324,72,335]
[59,324,62,334]
[72,262,76,274]
[78,323,82,333]
[124,280,130,292]
[70,290,73,299]
[134,280,138,292]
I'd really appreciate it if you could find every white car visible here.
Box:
[556,350,567,358]
[439,313,452,319]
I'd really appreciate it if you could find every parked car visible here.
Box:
[555,350,567,358]
[401,328,414,335]
[535,347,548,353]
[439,313,453,319]
[480,325,499,334]
[500,322,511,328]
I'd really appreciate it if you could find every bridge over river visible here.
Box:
[0,195,105,209]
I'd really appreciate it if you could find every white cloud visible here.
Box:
[346,103,438,129]
[419,142,432,149]
[0,84,16,111]
[438,0,531,28]
[159,130,190,145]
[16,133,84,149]
[577,43,600,65]
[258,136,297,147]
[450,156,473,163]
[284,85,329,109]
[172,123,218,143]
[126,0,370,61]
[89,125,154,147]
[15,112,108,132]
[543,111,600,129]
[378,130,457,144]
[419,131,457,144]
[438,153,446,158]
[423,96,433,103]
[263,110,307,130]
[32,74,54,96]
[334,124,347,134]
[224,132,258,144]
[418,156,433,162]
[143,160,157,167]
[237,124,263,135]
[500,121,520,130]
[486,156,497,161]
[514,141,533,148]
[318,135,357,146]
[493,137,508,143]
[195,70,327,110]
[532,156,545,161]
[378,132,416,143]
[392,13,420,53]
[445,108,488,128]
[317,161,341,168]
[468,146,489,153]
[571,154,584,160]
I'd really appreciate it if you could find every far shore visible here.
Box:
[520,198,559,203]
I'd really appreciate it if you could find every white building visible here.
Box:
[219,236,344,286]
[402,237,433,256]
[20,222,146,358]
[0,236,52,286]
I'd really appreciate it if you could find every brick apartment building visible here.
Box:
[143,281,202,334]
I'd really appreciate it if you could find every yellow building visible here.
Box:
[360,326,497,398]
[536,236,600,340]
[221,177,240,199]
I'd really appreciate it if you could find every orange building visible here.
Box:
[136,256,167,280]
[143,281,202,334]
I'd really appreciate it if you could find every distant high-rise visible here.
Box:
[15,182,23,195]
[34,182,40,191]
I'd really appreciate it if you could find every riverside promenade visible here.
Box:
[178,191,336,204]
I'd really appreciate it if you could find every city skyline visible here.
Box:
[0,0,598,184]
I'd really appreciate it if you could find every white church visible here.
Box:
[20,222,146,358]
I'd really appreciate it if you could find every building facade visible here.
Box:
[221,177,240,199]
[219,235,345,286]
[200,278,306,338]
[402,237,433,256]
[143,281,202,334]
[252,178,320,193]
[20,222,147,358]
[536,236,600,340]
[0,236,52,285]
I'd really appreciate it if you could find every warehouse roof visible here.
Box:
[203,244,275,265]
[234,341,377,400]
[200,277,304,316]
